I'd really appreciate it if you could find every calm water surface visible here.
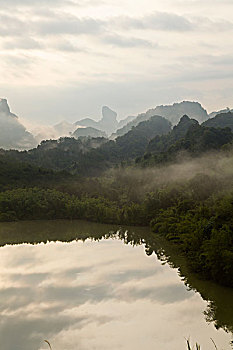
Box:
[0,220,232,350]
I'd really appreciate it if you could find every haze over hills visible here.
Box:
[72,127,107,139]
[203,111,233,131]
[2,115,171,175]
[1,103,233,290]
[138,114,233,167]
[209,107,233,118]
[114,101,209,137]
[54,121,77,137]
[0,99,36,150]
[76,106,118,135]
[1,97,233,151]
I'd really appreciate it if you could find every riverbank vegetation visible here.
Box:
[0,114,233,287]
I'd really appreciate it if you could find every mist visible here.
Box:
[96,150,233,203]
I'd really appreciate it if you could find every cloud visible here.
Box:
[0,1,232,117]
[178,0,233,4]
[0,0,105,7]
[33,16,104,36]
[0,0,76,6]
[50,38,85,52]
[0,14,27,37]
[3,54,36,69]
[2,36,86,53]
[114,12,194,32]
[3,38,41,50]
[114,12,233,32]
[0,10,232,43]
[102,33,156,48]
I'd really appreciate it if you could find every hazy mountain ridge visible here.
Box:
[0,113,233,288]
[0,99,36,150]
[138,114,233,166]
[1,98,233,151]
[202,111,233,130]
[146,115,198,155]
[1,115,171,175]
[209,107,233,118]
[114,101,209,137]
[76,106,118,135]
[72,127,107,139]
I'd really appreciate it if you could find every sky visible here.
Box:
[0,0,233,124]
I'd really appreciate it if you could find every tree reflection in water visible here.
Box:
[0,219,232,334]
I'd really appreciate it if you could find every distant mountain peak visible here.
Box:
[209,107,232,118]
[76,105,118,135]
[102,106,117,122]
[0,98,13,116]
[0,98,36,150]
[179,114,191,121]
[114,100,208,138]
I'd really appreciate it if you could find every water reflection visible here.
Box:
[0,220,232,350]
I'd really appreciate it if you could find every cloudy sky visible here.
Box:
[0,0,233,124]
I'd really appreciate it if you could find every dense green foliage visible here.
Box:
[202,111,233,130]
[137,116,233,166]
[0,158,70,191]
[1,116,171,175]
[0,171,232,286]
[150,189,233,287]
[0,114,233,287]
[0,187,145,225]
[147,115,198,154]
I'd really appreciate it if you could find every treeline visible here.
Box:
[0,187,145,225]
[150,185,233,287]
[2,113,233,177]
[0,173,232,286]
[0,158,72,191]
[1,112,233,177]
[0,112,233,287]
[1,116,171,176]
[137,114,233,166]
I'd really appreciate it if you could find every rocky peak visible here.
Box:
[102,106,117,122]
[0,98,11,115]
[172,114,199,138]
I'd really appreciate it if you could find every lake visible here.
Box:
[0,220,232,350]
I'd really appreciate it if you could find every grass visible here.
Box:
[187,340,201,350]
[44,340,52,349]
[186,338,224,350]
[44,338,231,349]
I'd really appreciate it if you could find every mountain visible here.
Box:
[54,121,76,136]
[112,112,150,138]
[72,127,107,138]
[138,115,233,166]
[209,107,233,118]
[115,101,208,137]
[2,115,171,176]
[147,115,198,154]
[202,111,233,131]
[152,101,208,124]
[0,99,36,150]
[113,115,171,160]
[98,106,118,134]
[118,115,135,128]
[76,118,99,129]
[76,106,118,135]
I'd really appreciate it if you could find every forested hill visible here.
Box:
[137,115,233,166]
[1,115,171,175]
[114,101,208,137]
[0,158,70,191]
[0,113,233,287]
[147,115,198,154]
[202,111,233,130]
